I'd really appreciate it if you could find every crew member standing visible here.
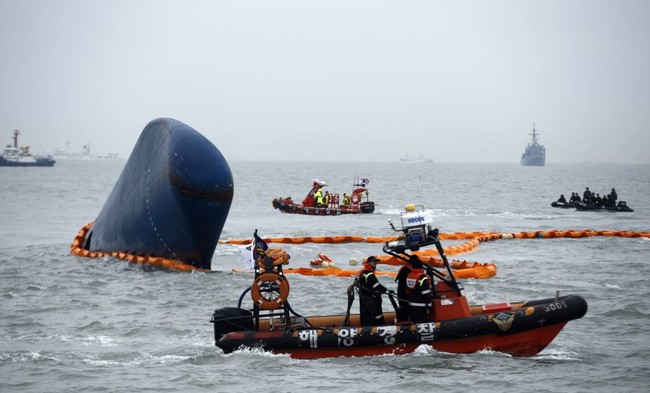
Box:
[609,188,618,206]
[394,262,412,323]
[355,256,389,326]
[405,255,433,323]
[314,187,323,207]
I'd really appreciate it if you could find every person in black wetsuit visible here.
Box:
[557,194,567,204]
[609,188,618,207]
[355,256,389,326]
[583,187,591,201]
[394,263,412,323]
[594,193,602,206]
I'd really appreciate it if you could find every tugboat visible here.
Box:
[211,206,587,359]
[0,130,56,167]
[272,176,375,215]
[520,124,545,166]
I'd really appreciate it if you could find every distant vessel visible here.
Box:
[272,177,375,215]
[400,154,433,163]
[0,130,56,167]
[520,124,545,166]
[53,141,120,160]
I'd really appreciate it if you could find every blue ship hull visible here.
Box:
[83,118,233,270]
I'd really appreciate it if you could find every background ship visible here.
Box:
[400,154,433,163]
[53,141,120,160]
[0,130,56,167]
[520,124,545,166]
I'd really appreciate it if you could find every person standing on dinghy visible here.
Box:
[356,256,390,326]
[395,263,412,323]
[405,256,433,323]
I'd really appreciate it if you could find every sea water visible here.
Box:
[1,160,649,393]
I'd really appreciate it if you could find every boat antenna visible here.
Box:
[13,129,20,147]
[530,123,539,143]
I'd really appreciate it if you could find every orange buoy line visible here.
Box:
[71,223,650,274]
[70,222,207,272]
[247,261,496,279]
[222,229,649,278]
[220,230,649,255]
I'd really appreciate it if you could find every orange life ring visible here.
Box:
[351,194,361,204]
[318,253,333,263]
[250,272,290,310]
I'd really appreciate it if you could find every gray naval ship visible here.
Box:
[520,125,545,166]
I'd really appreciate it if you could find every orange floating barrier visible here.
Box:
[72,222,650,273]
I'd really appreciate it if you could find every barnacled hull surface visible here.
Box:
[82,118,233,270]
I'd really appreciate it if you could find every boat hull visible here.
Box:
[213,294,587,358]
[520,155,545,166]
[574,202,603,211]
[82,118,233,270]
[551,201,574,208]
[0,157,55,167]
[605,205,633,212]
[272,198,375,215]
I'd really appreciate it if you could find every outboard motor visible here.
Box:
[211,307,254,342]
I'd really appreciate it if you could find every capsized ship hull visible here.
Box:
[82,118,233,270]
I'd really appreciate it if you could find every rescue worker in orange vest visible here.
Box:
[404,255,433,323]
[355,256,390,326]
[394,263,412,323]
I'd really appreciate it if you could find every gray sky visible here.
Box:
[1,0,649,163]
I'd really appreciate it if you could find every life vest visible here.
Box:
[405,269,427,291]
[356,263,381,292]
[314,189,323,205]
[342,195,350,206]
[357,263,373,281]
[407,269,432,309]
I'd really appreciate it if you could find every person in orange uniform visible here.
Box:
[404,255,433,323]
[355,256,390,326]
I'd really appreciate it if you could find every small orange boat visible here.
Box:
[211,207,587,358]
[272,177,375,215]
